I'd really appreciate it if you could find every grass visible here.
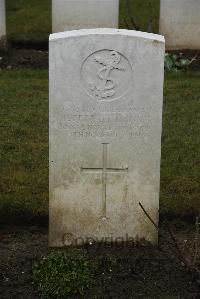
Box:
[6,0,51,42]
[6,0,160,43]
[0,70,199,219]
[161,72,200,214]
[119,0,160,32]
[0,70,48,219]
[33,250,95,297]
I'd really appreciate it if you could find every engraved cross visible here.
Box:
[81,143,128,220]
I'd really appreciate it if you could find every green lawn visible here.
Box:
[0,70,199,220]
[161,72,200,214]
[7,0,51,42]
[6,0,160,43]
[0,70,48,219]
[119,0,160,32]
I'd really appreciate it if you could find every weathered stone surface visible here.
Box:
[0,0,6,47]
[49,29,165,246]
[160,0,200,50]
[52,0,119,32]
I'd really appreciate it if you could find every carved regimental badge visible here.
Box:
[81,50,133,101]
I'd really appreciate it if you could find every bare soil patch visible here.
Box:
[0,47,199,71]
[0,48,48,69]
[0,223,200,298]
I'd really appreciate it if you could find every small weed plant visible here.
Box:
[33,250,95,298]
[164,53,195,72]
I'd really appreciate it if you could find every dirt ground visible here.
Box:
[0,48,48,69]
[0,222,200,299]
[0,47,200,71]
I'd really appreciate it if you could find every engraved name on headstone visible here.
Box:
[49,29,165,246]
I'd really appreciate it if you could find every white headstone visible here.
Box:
[49,29,165,247]
[159,0,200,49]
[0,0,6,45]
[52,0,119,32]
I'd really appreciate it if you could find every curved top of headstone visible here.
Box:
[49,28,165,44]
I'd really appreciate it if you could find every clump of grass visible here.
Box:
[33,250,95,298]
